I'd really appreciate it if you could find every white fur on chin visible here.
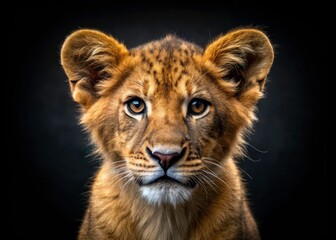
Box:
[140,184,192,206]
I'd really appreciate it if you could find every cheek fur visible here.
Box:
[117,109,148,153]
[188,98,247,160]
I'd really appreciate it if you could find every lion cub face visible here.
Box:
[61,29,273,205]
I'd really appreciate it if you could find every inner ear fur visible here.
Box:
[61,29,128,109]
[203,29,274,102]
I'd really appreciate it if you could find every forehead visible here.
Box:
[130,35,202,64]
[127,35,204,97]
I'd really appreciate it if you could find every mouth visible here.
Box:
[139,175,196,188]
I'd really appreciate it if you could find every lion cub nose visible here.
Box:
[147,147,185,171]
[153,152,180,170]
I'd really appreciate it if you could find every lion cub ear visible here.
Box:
[61,29,128,109]
[203,29,274,106]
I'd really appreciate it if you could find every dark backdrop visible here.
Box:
[9,2,328,239]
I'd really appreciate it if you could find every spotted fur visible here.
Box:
[61,28,274,240]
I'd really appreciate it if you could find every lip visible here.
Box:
[148,175,181,185]
[140,175,196,188]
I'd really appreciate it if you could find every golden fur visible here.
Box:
[61,28,274,240]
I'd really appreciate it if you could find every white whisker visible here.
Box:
[242,152,262,162]
[122,175,136,189]
[202,157,223,169]
[203,169,233,192]
[237,166,252,180]
[199,171,219,193]
[246,142,268,153]
[193,175,208,199]
[113,172,133,186]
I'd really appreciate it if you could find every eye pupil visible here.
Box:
[188,99,210,116]
[132,100,141,108]
[192,101,204,112]
[127,98,146,114]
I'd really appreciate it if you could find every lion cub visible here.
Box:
[61,28,273,240]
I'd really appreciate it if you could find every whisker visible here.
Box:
[246,142,268,153]
[237,166,252,180]
[112,165,128,171]
[122,176,136,189]
[193,176,208,199]
[202,157,223,169]
[114,172,133,186]
[111,159,127,164]
[111,167,129,175]
[203,170,233,192]
[199,171,219,193]
[242,152,262,162]
[202,158,234,177]
[86,152,103,164]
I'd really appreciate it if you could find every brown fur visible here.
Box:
[61,28,274,240]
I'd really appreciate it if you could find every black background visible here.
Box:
[9,2,328,239]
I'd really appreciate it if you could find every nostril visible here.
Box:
[146,147,158,160]
[146,147,186,170]
[153,152,179,169]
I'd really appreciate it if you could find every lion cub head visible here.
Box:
[61,29,273,205]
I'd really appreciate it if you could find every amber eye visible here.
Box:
[126,98,146,115]
[188,99,210,116]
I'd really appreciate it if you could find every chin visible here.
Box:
[139,183,193,206]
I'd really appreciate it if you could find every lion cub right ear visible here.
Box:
[203,29,274,108]
[61,29,128,109]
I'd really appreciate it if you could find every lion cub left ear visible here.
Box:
[203,29,274,106]
[61,29,128,110]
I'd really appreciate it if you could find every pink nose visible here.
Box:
[152,152,180,170]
